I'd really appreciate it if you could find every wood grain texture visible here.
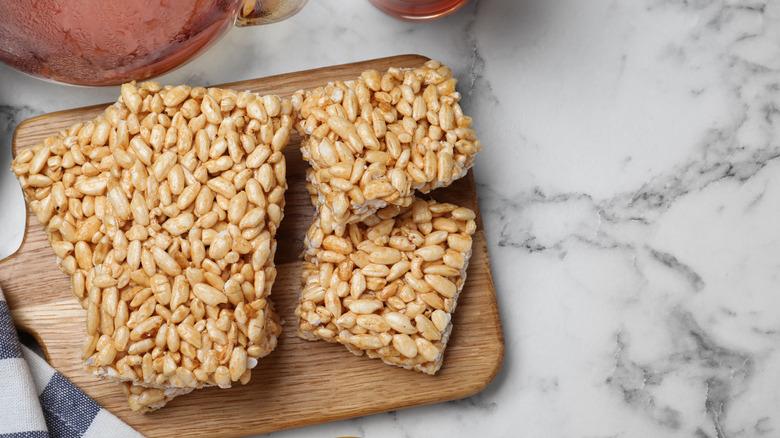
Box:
[1,54,504,437]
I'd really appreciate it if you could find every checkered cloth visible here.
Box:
[0,287,143,438]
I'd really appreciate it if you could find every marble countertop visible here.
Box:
[1,0,778,436]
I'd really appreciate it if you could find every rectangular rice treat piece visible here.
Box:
[295,197,477,375]
[11,81,292,411]
[292,60,482,231]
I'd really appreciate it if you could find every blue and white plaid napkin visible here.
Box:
[0,287,143,438]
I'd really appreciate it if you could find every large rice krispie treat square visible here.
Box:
[292,60,482,231]
[12,81,293,411]
[296,197,476,375]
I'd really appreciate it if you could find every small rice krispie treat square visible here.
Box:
[12,81,293,411]
[292,60,482,231]
[295,197,477,375]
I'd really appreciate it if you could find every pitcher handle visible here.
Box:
[236,0,309,26]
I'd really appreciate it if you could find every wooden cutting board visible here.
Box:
[1,54,504,437]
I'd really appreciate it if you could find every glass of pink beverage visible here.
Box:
[369,0,468,21]
[0,0,307,86]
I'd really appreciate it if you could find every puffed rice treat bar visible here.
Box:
[292,60,482,231]
[11,81,292,411]
[295,196,476,374]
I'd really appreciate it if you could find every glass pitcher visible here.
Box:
[0,0,308,86]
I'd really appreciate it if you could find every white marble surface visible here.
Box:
[2,0,780,436]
